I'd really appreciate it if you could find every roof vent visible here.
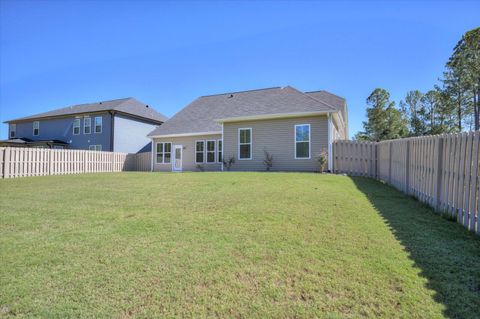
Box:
[99,102,102,104]
[228,94,233,98]
[146,105,149,108]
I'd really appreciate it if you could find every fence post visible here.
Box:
[405,140,410,194]
[388,142,392,184]
[434,136,444,211]
[49,149,53,175]
[3,148,10,179]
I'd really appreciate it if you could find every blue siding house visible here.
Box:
[2,97,167,153]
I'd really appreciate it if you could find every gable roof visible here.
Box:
[305,91,345,111]
[148,86,341,137]
[5,97,168,124]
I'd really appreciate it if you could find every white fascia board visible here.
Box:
[215,111,332,123]
[148,131,222,139]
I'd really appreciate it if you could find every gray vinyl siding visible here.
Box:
[113,114,158,153]
[152,134,222,172]
[10,113,113,151]
[223,116,328,171]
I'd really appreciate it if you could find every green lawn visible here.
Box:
[0,172,479,318]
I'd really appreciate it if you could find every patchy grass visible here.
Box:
[0,172,478,318]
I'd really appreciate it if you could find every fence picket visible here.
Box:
[332,131,479,234]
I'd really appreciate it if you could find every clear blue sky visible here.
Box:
[1,0,478,139]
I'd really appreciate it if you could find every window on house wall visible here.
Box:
[89,145,102,151]
[156,142,172,164]
[217,140,223,163]
[206,140,216,163]
[238,128,252,160]
[33,121,39,136]
[94,116,102,133]
[195,140,205,163]
[295,124,310,159]
[9,124,16,138]
[84,117,91,134]
[73,119,81,135]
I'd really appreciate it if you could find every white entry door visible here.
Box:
[173,145,182,171]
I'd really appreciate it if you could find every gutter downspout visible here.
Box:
[109,111,115,152]
[150,138,154,172]
[221,123,224,171]
[327,113,333,172]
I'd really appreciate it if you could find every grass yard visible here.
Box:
[0,172,479,318]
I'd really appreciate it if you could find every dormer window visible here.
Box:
[9,124,16,138]
[33,121,39,136]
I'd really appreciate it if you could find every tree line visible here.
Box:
[356,27,479,141]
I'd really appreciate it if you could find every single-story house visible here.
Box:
[147,86,347,172]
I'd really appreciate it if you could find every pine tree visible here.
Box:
[357,88,408,141]
[445,27,479,130]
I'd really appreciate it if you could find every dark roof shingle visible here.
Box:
[6,97,168,123]
[148,86,340,136]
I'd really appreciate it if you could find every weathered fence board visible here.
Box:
[0,148,153,178]
[333,131,480,234]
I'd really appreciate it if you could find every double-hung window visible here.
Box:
[73,119,81,135]
[206,140,216,163]
[217,140,223,163]
[156,142,172,164]
[89,145,102,151]
[9,124,16,138]
[94,116,102,133]
[295,124,310,159]
[195,141,205,163]
[238,128,252,160]
[84,117,91,134]
[33,121,40,136]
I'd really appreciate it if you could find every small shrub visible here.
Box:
[222,157,235,171]
[316,149,328,173]
[263,150,273,171]
[196,164,205,172]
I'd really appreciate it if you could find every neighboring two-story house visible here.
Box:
[147,86,348,172]
[2,97,167,153]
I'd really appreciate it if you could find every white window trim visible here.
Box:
[238,128,252,160]
[94,116,102,134]
[195,140,205,164]
[9,124,16,138]
[217,139,223,164]
[206,140,216,163]
[294,124,311,160]
[156,142,172,164]
[33,121,39,136]
[73,119,81,135]
[84,117,91,134]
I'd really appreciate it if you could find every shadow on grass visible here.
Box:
[351,176,480,319]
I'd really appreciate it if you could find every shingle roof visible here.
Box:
[5,97,168,123]
[148,86,341,136]
[305,90,346,112]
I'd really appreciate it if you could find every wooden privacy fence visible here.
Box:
[129,151,151,172]
[0,147,152,178]
[333,131,480,234]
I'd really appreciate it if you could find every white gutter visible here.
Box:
[216,111,332,123]
[328,114,333,172]
[148,131,221,139]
